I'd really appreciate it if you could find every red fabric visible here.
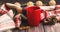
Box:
[26,6,47,26]
[40,10,47,20]
[14,17,19,27]
[0,4,21,27]
[14,15,21,27]
[46,10,57,18]
[55,5,60,9]
[0,4,9,15]
[55,9,60,21]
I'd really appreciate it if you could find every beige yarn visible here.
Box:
[49,0,56,6]
[26,1,34,7]
[36,1,43,6]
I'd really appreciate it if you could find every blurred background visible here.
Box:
[0,0,60,5]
